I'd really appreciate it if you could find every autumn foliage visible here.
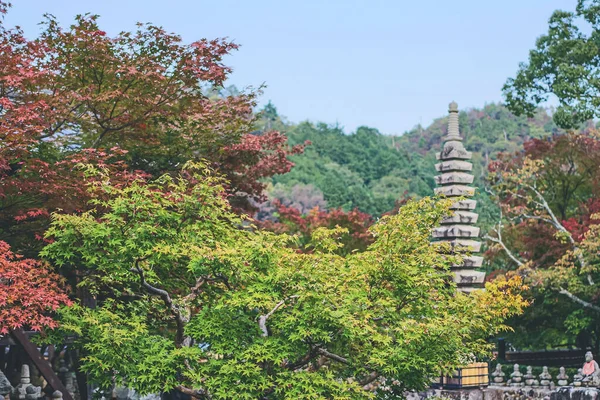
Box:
[260,201,374,254]
[0,8,300,254]
[0,3,302,338]
[488,133,600,265]
[0,241,71,333]
[487,131,600,349]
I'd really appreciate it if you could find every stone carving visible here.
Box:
[557,366,569,386]
[492,364,505,386]
[432,225,480,239]
[582,351,600,386]
[539,366,552,388]
[573,368,584,387]
[434,185,475,197]
[58,359,69,384]
[435,172,474,185]
[452,270,486,284]
[450,199,477,210]
[25,386,41,400]
[435,160,473,172]
[65,372,78,398]
[0,369,12,397]
[440,239,481,253]
[53,391,63,400]
[524,366,536,386]
[453,256,484,268]
[433,239,481,254]
[441,211,479,225]
[11,365,42,400]
[437,142,472,160]
[510,364,523,387]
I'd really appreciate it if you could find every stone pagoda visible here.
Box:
[432,101,485,293]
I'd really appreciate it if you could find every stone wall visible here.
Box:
[407,386,600,400]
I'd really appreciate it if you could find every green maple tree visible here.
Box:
[42,163,526,399]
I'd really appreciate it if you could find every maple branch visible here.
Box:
[360,371,381,389]
[558,288,600,313]
[317,348,349,364]
[183,277,207,302]
[483,202,526,267]
[183,274,232,303]
[40,101,87,139]
[284,349,317,371]
[175,385,209,399]
[131,260,186,346]
[522,214,554,224]
[525,184,594,285]
[258,295,299,337]
[484,233,525,267]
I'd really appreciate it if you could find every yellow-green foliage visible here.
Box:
[43,163,527,399]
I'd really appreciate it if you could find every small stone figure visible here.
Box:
[11,365,41,400]
[0,369,11,398]
[52,391,63,400]
[524,366,536,386]
[58,359,69,384]
[65,372,77,398]
[492,363,506,386]
[557,366,569,386]
[510,364,523,387]
[582,351,600,386]
[573,368,584,387]
[25,386,40,400]
[539,366,552,388]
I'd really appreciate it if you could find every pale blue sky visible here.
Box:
[4,0,573,134]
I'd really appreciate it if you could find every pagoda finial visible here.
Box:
[446,101,461,141]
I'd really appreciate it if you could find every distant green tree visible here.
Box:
[255,101,290,133]
[503,0,600,128]
[265,103,556,222]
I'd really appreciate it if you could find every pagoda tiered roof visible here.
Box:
[432,102,486,292]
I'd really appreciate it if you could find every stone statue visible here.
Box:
[510,364,523,387]
[524,366,536,386]
[582,351,600,386]
[25,386,40,400]
[11,365,41,400]
[65,372,77,398]
[492,364,505,386]
[539,366,552,388]
[57,359,69,384]
[573,368,584,387]
[557,366,569,386]
[0,369,11,398]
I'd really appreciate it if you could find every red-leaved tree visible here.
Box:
[0,241,71,333]
[260,201,374,255]
[0,6,301,253]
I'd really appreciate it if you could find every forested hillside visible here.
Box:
[258,102,563,230]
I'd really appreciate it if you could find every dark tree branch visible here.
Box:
[317,348,348,364]
[360,371,381,389]
[175,385,210,399]
[258,295,298,337]
[525,183,594,285]
[559,288,600,313]
[131,260,186,346]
